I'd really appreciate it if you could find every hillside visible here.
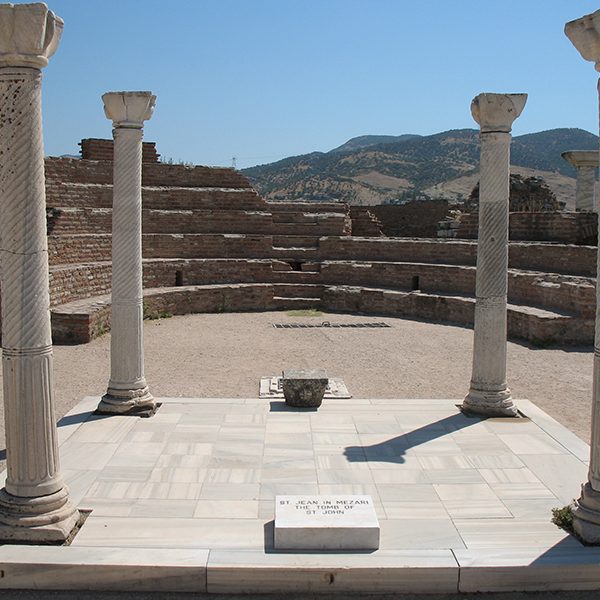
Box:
[242,128,598,208]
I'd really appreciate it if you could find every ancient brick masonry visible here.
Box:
[40,138,597,347]
[80,138,160,163]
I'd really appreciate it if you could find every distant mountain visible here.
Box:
[242,128,598,208]
[330,134,421,153]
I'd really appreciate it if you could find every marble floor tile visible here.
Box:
[69,415,137,444]
[205,468,262,484]
[425,469,485,485]
[163,442,213,456]
[224,413,267,425]
[501,497,563,519]
[60,442,119,471]
[62,469,100,505]
[465,454,525,469]
[259,483,319,500]
[453,518,581,549]
[265,421,311,433]
[261,468,317,484]
[477,467,541,484]
[129,499,198,518]
[497,433,569,455]
[79,497,134,516]
[314,455,371,470]
[156,454,212,468]
[312,432,362,445]
[417,455,473,470]
[149,467,208,484]
[96,466,154,482]
[200,483,260,500]
[72,516,265,549]
[376,484,439,502]
[316,469,376,485]
[518,454,588,505]
[261,455,316,470]
[382,500,449,519]
[194,500,259,519]
[379,518,464,550]
[371,469,428,484]
[488,482,556,500]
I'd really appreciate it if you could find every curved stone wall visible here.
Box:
[41,154,597,346]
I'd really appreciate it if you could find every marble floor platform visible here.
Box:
[1,395,600,593]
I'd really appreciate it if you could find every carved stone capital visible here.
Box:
[0,3,63,69]
[471,93,527,133]
[102,91,156,129]
[566,9,600,72]
[562,150,599,169]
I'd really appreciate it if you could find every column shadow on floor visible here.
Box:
[344,411,483,464]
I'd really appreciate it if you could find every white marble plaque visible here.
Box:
[274,495,380,551]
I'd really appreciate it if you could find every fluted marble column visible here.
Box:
[97,92,157,417]
[565,9,600,544]
[462,93,526,418]
[562,151,597,212]
[0,3,79,542]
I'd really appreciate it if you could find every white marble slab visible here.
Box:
[0,546,208,592]
[207,549,458,593]
[274,495,379,550]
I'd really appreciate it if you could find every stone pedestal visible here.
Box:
[562,150,598,212]
[282,369,328,408]
[462,93,526,418]
[97,92,157,417]
[565,9,600,544]
[0,3,79,542]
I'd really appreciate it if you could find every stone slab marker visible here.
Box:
[462,93,526,417]
[562,150,597,212]
[274,495,380,550]
[0,2,79,541]
[565,8,600,544]
[97,91,157,416]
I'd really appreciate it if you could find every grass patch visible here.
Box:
[286,309,323,317]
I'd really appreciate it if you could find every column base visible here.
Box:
[97,386,156,417]
[573,482,600,544]
[462,387,518,417]
[0,486,80,543]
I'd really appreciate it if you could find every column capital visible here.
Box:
[102,91,156,129]
[470,93,527,133]
[0,3,62,69]
[566,9,600,71]
[562,150,599,169]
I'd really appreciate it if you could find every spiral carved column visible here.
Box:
[564,9,600,543]
[97,92,157,417]
[0,4,79,542]
[462,93,526,418]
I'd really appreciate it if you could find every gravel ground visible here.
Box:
[0,309,593,473]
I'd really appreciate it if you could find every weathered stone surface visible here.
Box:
[282,369,328,408]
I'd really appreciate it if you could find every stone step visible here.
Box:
[273,297,323,310]
[272,283,324,299]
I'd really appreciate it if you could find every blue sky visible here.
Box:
[37,0,600,168]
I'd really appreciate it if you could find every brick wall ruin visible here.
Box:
[40,139,597,346]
